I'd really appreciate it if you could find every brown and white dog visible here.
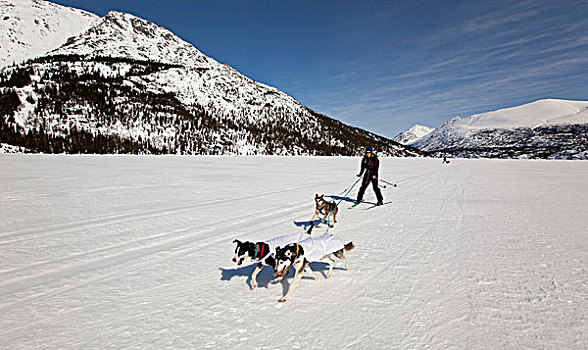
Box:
[232,232,313,289]
[310,194,338,228]
[273,233,354,302]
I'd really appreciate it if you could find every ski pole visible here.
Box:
[380,179,397,187]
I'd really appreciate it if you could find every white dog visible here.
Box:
[273,233,354,302]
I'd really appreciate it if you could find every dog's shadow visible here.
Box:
[306,262,346,278]
[219,264,276,289]
[292,219,327,230]
[278,262,347,295]
[220,262,347,291]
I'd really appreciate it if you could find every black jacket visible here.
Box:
[358,154,379,177]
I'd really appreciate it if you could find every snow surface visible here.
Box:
[0,0,98,67]
[1,155,587,349]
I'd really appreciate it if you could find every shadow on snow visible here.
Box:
[292,219,328,230]
[327,195,377,206]
[219,262,345,290]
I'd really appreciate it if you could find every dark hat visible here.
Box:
[365,146,373,153]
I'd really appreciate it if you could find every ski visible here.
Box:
[348,201,368,209]
[348,203,361,209]
[364,201,393,210]
[348,200,378,209]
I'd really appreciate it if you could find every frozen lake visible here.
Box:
[1,155,586,349]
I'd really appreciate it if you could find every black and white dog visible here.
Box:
[232,232,312,289]
[273,233,354,302]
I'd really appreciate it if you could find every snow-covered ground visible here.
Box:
[0,155,586,349]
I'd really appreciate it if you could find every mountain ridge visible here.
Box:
[411,99,588,159]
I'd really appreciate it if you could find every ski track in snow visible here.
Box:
[0,178,342,244]
[0,155,587,349]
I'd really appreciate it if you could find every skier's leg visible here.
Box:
[372,177,383,203]
[356,176,369,203]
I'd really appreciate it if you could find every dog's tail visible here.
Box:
[344,241,355,251]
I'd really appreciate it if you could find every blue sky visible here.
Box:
[52,0,588,138]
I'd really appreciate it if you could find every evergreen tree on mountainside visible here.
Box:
[0,90,21,117]
[0,67,33,88]
[427,124,588,159]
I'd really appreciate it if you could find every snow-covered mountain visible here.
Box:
[393,124,434,145]
[0,0,98,67]
[0,1,425,156]
[413,99,588,159]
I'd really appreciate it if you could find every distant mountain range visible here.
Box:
[0,0,426,156]
[395,99,588,160]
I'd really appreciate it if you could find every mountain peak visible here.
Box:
[0,0,98,67]
[393,124,434,145]
[48,9,210,67]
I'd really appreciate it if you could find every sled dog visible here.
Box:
[310,194,338,227]
[232,232,312,289]
[273,233,354,302]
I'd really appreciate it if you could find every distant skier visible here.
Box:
[356,146,384,206]
[442,156,450,164]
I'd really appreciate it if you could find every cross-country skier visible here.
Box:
[356,146,384,206]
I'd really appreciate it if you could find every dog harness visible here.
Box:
[260,232,309,261]
[293,243,311,265]
[317,201,336,225]
[317,201,335,212]
[253,242,267,260]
